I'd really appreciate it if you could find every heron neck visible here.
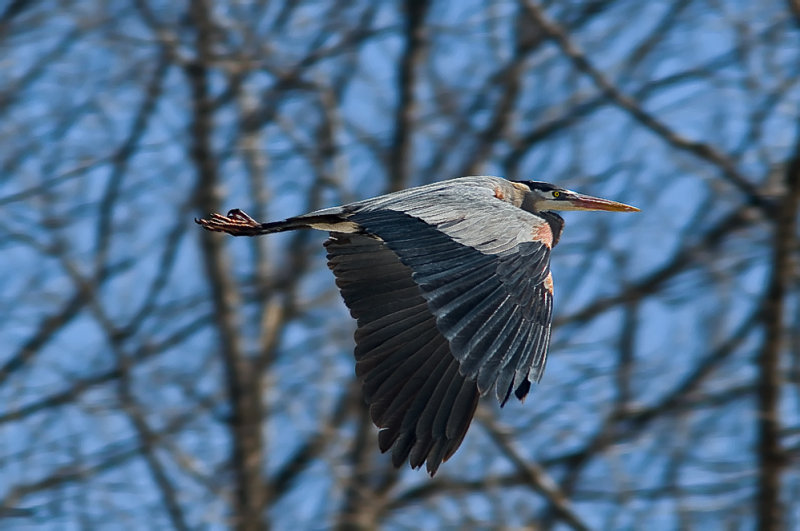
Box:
[539,211,564,247]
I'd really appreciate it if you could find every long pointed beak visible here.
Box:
[568,193,640,212]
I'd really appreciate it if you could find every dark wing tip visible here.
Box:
[514,378,532,402]
[326,231,482,474]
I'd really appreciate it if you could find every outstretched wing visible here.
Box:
[350,204,554,404]
[200,177,564,474]
[326,177,555,473]
[326,233,479,475]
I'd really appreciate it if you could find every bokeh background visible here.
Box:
[1,1,799,529]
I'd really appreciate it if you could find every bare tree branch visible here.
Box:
[2,1,799,528]
[756,126,800,530]
[477,410,591,531]
[388,0,429,191]
[186,2,266,528]
[521,0,770,211]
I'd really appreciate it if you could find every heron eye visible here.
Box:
[552,191,561,198]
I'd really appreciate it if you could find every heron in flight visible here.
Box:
[196,176,638,475]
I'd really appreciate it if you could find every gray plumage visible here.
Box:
[196,175,639,475]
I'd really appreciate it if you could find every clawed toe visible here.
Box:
[195,209,261,235]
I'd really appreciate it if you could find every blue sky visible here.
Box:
[1,0,798,528]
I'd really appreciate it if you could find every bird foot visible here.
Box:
[194,208,261,235]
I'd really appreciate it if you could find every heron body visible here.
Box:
[196,176,638,475]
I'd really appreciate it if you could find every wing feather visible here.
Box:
[352,208,553,402]
[325,233,479,474]
[323,177,556,472]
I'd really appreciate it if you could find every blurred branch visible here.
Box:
[0,290,85,386]
[456,6,542,177]
[125,199,194,333]
[0,443,143,512]
[19,213,192,531]
[0,312,211,425]
[0,0,32,31]
[556,207,753,327]
[387,472,530,509]
[522,0,770,211]
[0,28,80,116]
[335,401,383,531]
[505,54,738,176]
[623,0,691,72]
[477,410,590,531]
[118,356,190,531]
[2,1,799,527]
[187,2,266,527]
[0,248,135,387]
[755,127,800,530]
[272,382,357,495]
[389,466,752,506]
[93,50,169,275]
[788,0,800,27]
[0,412,197,514]
[626,308,758,427]
[388,0,429,191]
[0,154,114,207]
[543,305,759,505]
[426,1,615,181]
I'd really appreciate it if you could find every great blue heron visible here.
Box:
[196,176,639,475]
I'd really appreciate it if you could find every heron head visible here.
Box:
[514,181,640,213]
